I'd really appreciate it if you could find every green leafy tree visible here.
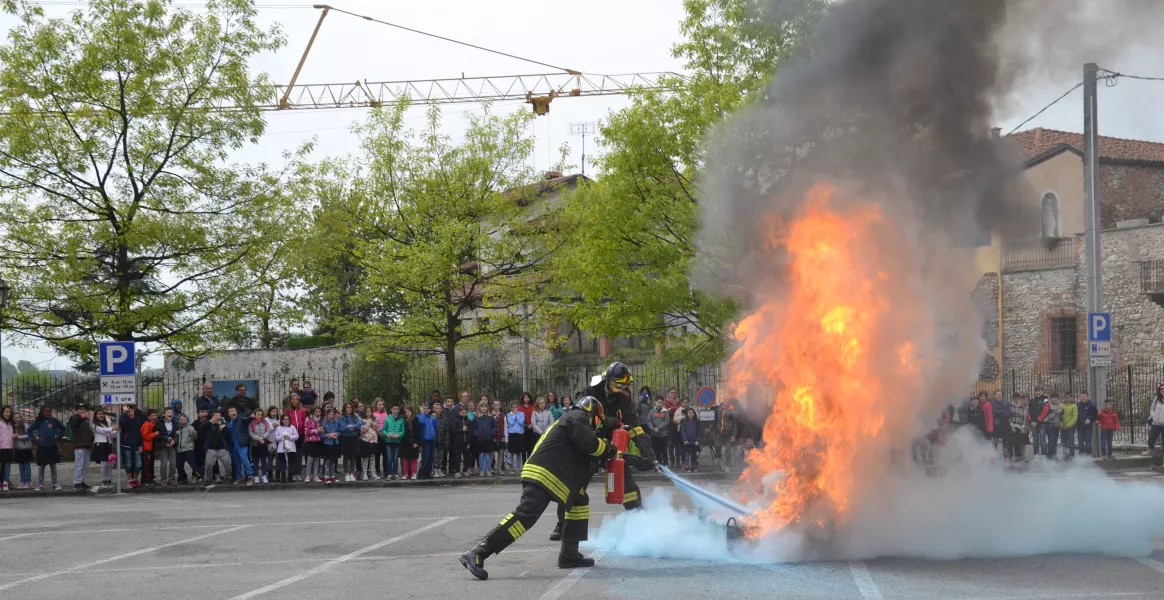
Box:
[339,102,554,394]
[550,0,825,364]
[16,359,36,374]
[0,357,16,382]
[0,0,286,361]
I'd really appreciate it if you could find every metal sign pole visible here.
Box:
[115,429,121,494]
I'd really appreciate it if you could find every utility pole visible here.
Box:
[1083,62,1106,413]
[570,122,596,176]
[521,304,530,393]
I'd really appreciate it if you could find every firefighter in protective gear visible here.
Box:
[585,362,658,509]
[459,397,617,580]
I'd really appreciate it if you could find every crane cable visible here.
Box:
[321,5,581,75]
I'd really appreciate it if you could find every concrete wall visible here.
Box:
[1002,223,1164,370]
[164,345,355,381]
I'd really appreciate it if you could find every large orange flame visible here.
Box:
[726,181,928,536]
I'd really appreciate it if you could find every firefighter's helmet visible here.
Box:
[604,362,633,393]
[575,396,604,425]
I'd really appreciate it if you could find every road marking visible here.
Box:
[0,525,250,592]
[227,517,456,600]
[538,550,604,600]
[1135,557,1164,576]
[133,496,244,508]
[848,561,884,600]
[0,534,32,543]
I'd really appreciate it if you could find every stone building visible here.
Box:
[996,128,1164,371]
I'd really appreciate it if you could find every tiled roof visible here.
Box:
[1006,127,1164,164]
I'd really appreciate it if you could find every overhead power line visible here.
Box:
[1096,66,1164,83]
[1006,81,1084,135]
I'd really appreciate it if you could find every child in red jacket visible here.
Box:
[140,409,160,487]
[1097,400,1120,459]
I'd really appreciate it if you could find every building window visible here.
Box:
[1041,192,1060,239]
[1049,315,1077,370]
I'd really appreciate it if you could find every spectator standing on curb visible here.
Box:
[1077,391,1098,457]
[433,401,449,478]
[1027,386,1050,461]
[0,405,13,491]
[518,392,535,462]
[92,408,116,486]
[139,409,160,488]
[285,394,307,481]
[492,400,506,474]
[12,411,32,489]
[1098,400,1120,459]
[320,407,342,484]
[226,405,255,486]
[174,414,197,484]
[1005,395,1029,462]
[68,404,94,490]
[1060,394,1078,459]
[372,398,388,478]
[191,408,210,483]
[991,390,1011,450]
[416,404,439,479]
[274,414,298,483]
[1044,393,1063,460]
[474,400,497,477]
[381,404,404,480]
[400,406,419,480]
[1148,384,1164,454]
[450,405,472,478]
[531,397,553,454]
[29,406,65,491]
[360,410,380,480]
[195,381,220,416]
[647,397,669,466]
[338,402,362,482]
[505,401,526,473]
[157,405,178,485]
[200,409,232,483]
[304,406,324,483]
[664,388,681,467]
[249,409,272,484]
[548,392,562,421]
[680,407,701,471]
[118,405,145,488]
[636,386,653,426]
[718,400,739,471]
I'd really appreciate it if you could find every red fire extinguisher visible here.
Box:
[605,428,628,504]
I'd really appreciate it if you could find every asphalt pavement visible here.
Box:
[2,478,1164,600]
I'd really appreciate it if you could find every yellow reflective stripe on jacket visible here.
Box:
[508,522,526,540]
[564,505,590,521]
[500,513,514,525]
[589,437,607,457]
[521,464,568,502]
[624,490,639,503]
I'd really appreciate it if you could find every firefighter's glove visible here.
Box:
[602,443,619,461]
[622,453,656,472]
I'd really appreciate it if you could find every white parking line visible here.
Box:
[227,517,456,600]
[848,561,884,600]
[0,525,250,592]
[538,550,604,600]
[0,533,32,543]
[1135,557,1164,576]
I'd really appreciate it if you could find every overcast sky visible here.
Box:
[2,0,1162,371]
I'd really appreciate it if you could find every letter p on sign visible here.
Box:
[1088,312,1111,343]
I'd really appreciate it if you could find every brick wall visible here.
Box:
[1100,163,1164,228]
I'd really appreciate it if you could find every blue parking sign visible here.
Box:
[98,341,136,376]
[1088,313,1111,343]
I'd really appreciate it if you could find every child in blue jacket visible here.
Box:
[29,406,65,491]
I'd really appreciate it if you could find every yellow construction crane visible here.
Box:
[270,5,683,115]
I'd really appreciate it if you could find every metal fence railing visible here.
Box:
[4,362,1161,445]
[1001,237,1078,272]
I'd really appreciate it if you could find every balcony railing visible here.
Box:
[1140,260,1164,294]
[1002,237,1077,272]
